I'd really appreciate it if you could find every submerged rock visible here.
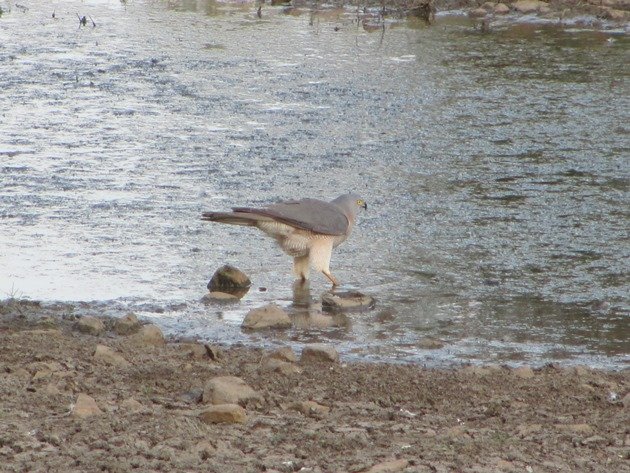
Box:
[321,291,375,313]
[242,304,291,330]
[207,265,251,292]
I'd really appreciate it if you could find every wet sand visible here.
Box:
[1,301,628,472]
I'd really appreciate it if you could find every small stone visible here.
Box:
[45,383,61,396]
[513,366,535,379]
[75,316,105,336]
[300,343,339,363]
[72,393,102,418]
[289,400,330,418]
[481,1,496,10]
[199,404,247,424]
[242,304,291,330]
[207,264,251,291]
[32,369,53,381]
[203,376,261,406]
[494,3,510,13]
[113,313,141,335]
[582,435,608,445]
[121,398,144,412]
[93,344,130,367]
[363,459,410,473]
[130,324,165,346]
[622,392,630,409]
[321,291,375,312]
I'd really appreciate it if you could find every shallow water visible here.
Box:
[1,0,628,368]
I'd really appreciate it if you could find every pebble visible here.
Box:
[623,392,630,410]
[301,343,340,364]
[554,423,594,434]
[113,313,141,335]
[264,347,298,363]
[75,316,105,336]
[130,324,165,346]
[120,398,144,412]
[512,0,547,13]
[199,404,247,424]
[242,304,291,330]
[203,376,261,406]
[72,393,103,418]
[93,344,130,367]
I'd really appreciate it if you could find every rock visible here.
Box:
[417,337,445,349]
[121,398,144,412]
[45,383,61,396]
[363,459,410,473]
[202,291,241,302]
[582,435,608,445]
[261,358,303,375]
[264,347,298,363]
[494,3,510,14]
[93,344,130,367]
[203,376,261,406]
[513,366,535,379]
[130,324,165,346]
[75,316,105,336]
[72,393,103,418]
[321,291,375,312]
[207,264,251,292]
[300,343,339,363]
[554,423,594,434]
[622,392,630,409]
[512,0,548,13]
[481,1,496,10]
[469,7,489,17]
[289,400,330,418]
[32,369,53,381]
[242,304,291,330]
[113,313,141,335]
[199,404,247,424]
[600,7,629,20]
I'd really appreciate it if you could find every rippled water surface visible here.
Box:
[1,0,628,367]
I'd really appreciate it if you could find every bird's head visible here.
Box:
[331,193,367,223]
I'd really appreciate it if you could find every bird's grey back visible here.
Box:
[232,197,350,236]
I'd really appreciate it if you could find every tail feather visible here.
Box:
[201,211,269,227]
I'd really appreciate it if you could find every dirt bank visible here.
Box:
[1,301,628,472]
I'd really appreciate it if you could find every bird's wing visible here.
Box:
[232,198,349,236]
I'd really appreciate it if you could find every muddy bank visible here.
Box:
[1,302,628,472]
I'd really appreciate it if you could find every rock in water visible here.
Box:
[321,291,375,312]
[207,265,251,293]
[242,304,291,330]
[199,404,247,424]
[203,376,261,406]
[300,343,339,363]
[75,316,105,336]
[113,313,141,335]
[72,393,102,418]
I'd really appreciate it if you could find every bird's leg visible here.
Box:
[322,270,339,287]
[293,255,310,282]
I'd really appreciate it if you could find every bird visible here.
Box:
[201,193,367,286]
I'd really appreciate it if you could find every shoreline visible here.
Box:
[1,303,628,471]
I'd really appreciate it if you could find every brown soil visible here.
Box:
[1,301,628,473]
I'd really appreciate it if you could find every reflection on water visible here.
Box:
[0,0,628,368]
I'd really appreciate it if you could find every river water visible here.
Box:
[1,0,628,368]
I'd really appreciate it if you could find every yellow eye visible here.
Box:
[357,199,363,206]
